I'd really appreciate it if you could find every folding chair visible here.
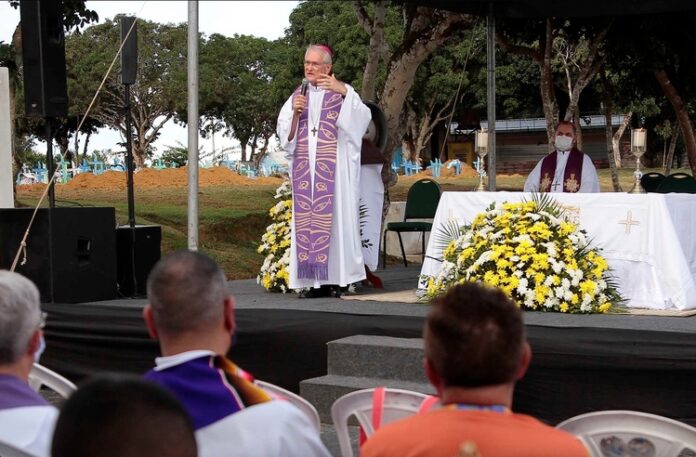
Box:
[331,387,438,457]
[255,380,321,434]
[382,178,441,267]
[640,172,666,193]
[655,172,696,193]
[556,410,696,457]
[28,363,77,399]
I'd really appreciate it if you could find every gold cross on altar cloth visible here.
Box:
[559,204,581,225]
[618,210,640,234]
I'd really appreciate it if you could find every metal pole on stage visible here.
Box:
[124,84,136,230]
[486,2,497,191]
[45,120,56,208]
[45,118,55,303]
[120,16,138,296]
[187,0,199,251]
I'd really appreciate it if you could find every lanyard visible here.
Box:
[446,403,510,414]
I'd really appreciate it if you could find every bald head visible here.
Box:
[146,250,229,335]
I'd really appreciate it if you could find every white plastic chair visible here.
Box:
[28,363,77,399]
[0,440,35,457]
[255,380,321,433]
[331,387,437,457]
[556,410,696,457]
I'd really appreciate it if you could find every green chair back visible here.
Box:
[640,172,666,193]
[655,172,696,194]
[403,179,442,221]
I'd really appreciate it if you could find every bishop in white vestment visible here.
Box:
[277,45,371,291]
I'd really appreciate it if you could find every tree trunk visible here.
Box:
[573,110,583,151]
[379,9,471,172]
[82,132,92,159]
[132,144,146,168]
[665,122,680,175]
[654,68,696,176]
[540,19,559,147]
[239,138,249,163]
[612,112,631,169]
[600,89,622,191]
[356,1,387,101]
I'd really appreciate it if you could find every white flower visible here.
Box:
[517,277,528,294]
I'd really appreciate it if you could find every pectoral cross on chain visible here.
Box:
[311,126,318,136]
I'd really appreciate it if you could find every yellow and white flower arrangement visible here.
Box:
[257,180,292,293]
[424,195,622,313]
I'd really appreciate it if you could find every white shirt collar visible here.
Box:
[153,349,217,371]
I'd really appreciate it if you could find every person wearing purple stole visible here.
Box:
[143,250,330,457]
[0,271,57,457]
[277,44,372,296]
[524,120,600,193]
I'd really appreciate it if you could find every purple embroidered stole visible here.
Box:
[291,86,343,281]
[539,148,584,193]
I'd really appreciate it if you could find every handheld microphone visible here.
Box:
[301,78,309,96]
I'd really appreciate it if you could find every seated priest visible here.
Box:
[524,120,600,193]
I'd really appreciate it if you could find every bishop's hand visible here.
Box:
[317,73,347,96]
[292,94,307,114]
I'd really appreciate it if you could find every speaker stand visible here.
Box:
[44,118,56,208]
[123,82,139,297]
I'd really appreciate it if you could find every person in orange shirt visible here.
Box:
[361,282,589,457]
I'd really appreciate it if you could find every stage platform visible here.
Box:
[41,265,696,426]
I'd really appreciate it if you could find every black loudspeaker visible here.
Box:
[116,225,161,297]
[0,208,117,303]
[120,16,138,85]
[19,1,68,118]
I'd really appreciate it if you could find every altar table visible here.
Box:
[419,192,696,310]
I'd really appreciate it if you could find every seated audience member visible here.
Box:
[143,250,330,457]
[524,120,600,193]
[51,374,197,457]
[0,271,56,457]
[362,282,589,457]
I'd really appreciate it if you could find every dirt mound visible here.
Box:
[62,167,283,190]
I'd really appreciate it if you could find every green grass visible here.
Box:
[16,166,686,279]
[17,184,278,280]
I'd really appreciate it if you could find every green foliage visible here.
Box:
[160,143,189,168]
[64,17,188,164]
[8,0,99,32]
[199,33,281,160]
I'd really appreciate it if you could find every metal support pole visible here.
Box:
[45,120,55,208]
[124,84,136,228]
[187,0,199,251]
[486,3,497,191]
[124,82,139,296]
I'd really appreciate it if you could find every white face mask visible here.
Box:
[554,135,573,152]
[34,334,45,363]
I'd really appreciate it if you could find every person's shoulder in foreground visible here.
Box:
[361,407,588,457]
[362,281,588,457]
[198,399,330,457]
[0,270,57,457]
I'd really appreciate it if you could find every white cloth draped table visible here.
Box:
[420,192,696,310]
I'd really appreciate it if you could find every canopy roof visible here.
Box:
[416,0,696,17]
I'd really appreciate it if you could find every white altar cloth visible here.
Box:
[419,192,696,310]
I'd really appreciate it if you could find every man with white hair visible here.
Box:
[277,44,372,297]
[0,271,57,457]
